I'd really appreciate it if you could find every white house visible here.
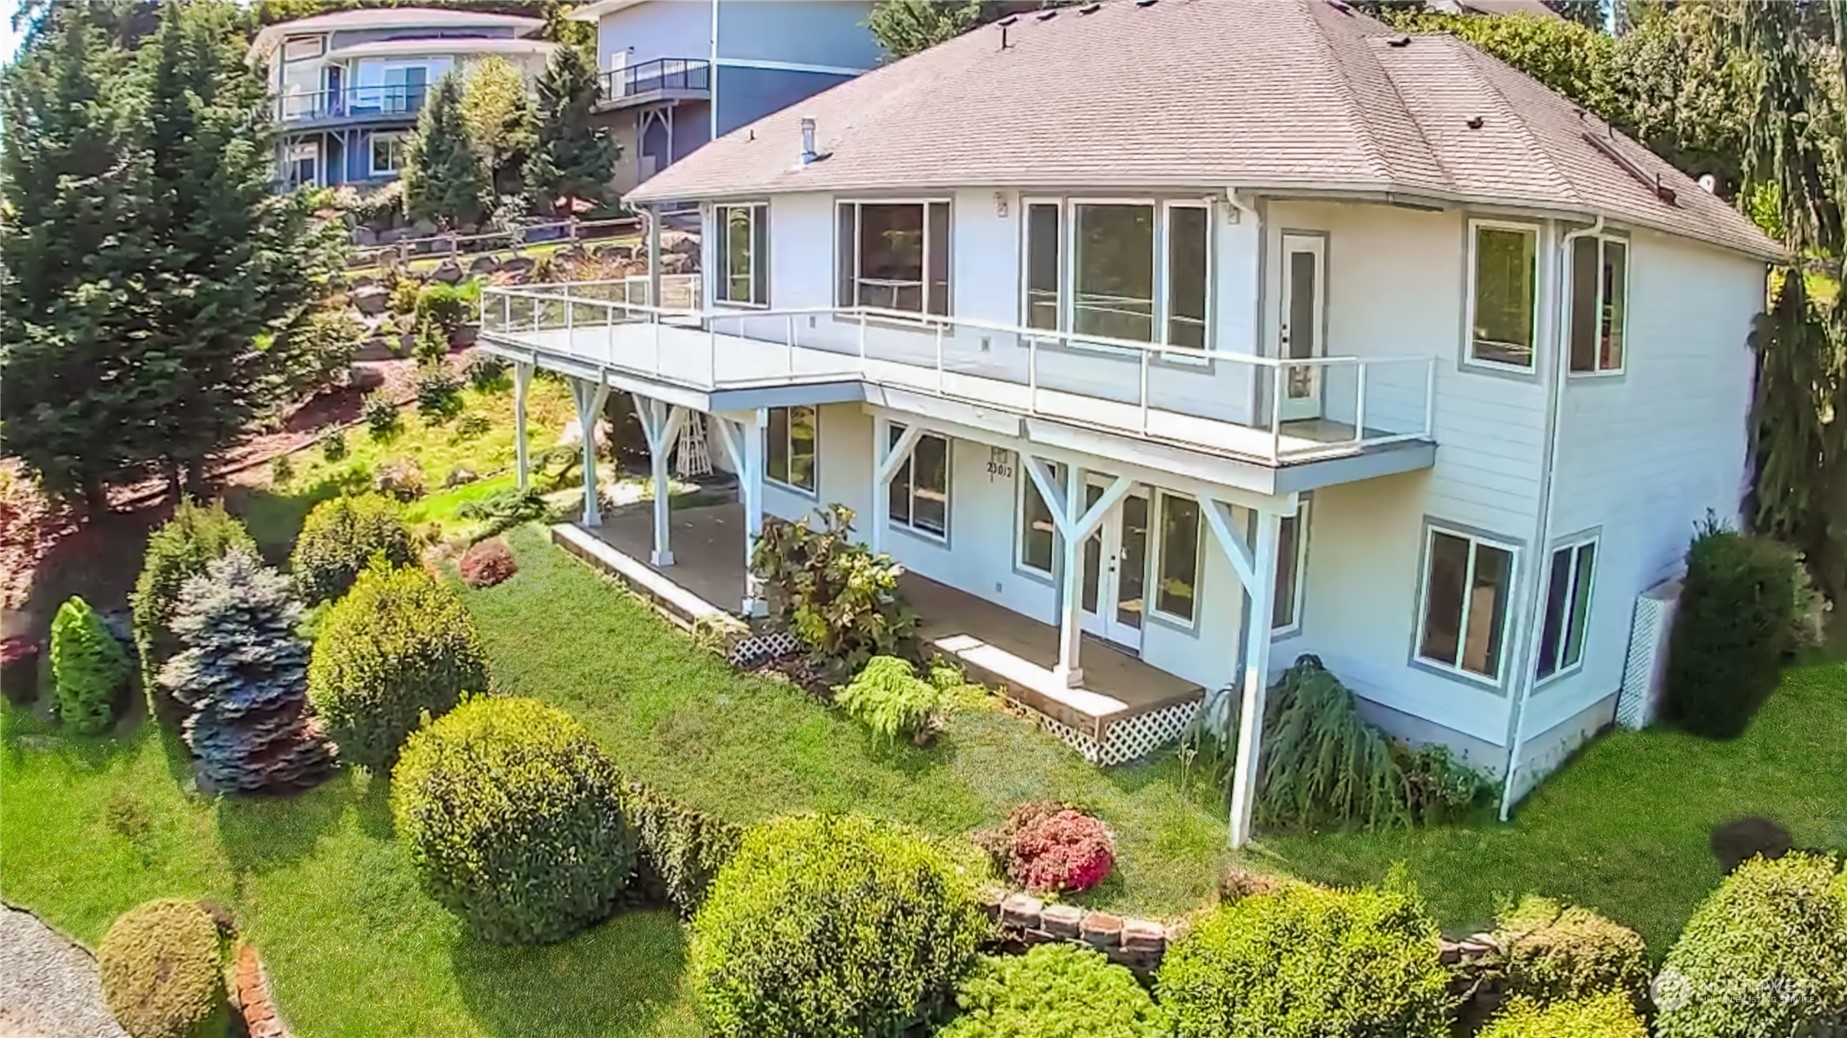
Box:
[249,7,558,190]
[476,0,1777,844]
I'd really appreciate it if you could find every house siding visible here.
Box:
[715,1,881,70]
[597,1,710,72]
[715,66,855,136]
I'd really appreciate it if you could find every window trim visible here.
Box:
[762,404,817,497]
[1464,217,1541,373]
[834,197,953,319]
[1535,532,1599,686]
[1014,457,1061,580]
[1149,489,1204,629]
[367,131,404,178]
[1272,496,1311,638]
[713,201,770,309]
[1054,196,1215,353]
[886,423,951,543]
[1411,522,1522,689]
[1567,233,1629,378]
[1019,196,1065,334]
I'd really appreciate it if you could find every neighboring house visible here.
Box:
[478,0,1777,842]
[250,8,559,190]
[1427,0,1562,17]
[569,0,881,197]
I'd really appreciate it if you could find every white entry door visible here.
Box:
[1279,233,1328,422]
[1079,479,1148,652]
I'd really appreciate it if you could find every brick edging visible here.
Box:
[235,943,290,1038]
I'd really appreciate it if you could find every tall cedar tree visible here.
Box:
[129,0,341,490]
[460,55,537,202]
[525,45,619,213]
[0,5,155,506]
[403,70,491,229]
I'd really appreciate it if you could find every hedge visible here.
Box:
[131,500,256,709]
[306,561,487,770]
[1477,993,1646,1038]
[689,814,987,1038]
[619,780,744,918]
[50,595,128,735]
[288,493,417,603]
[1664,526,1798,739]
[1491,895,1650,1005]
[391,696,637,944]
[97,899,229,1038]
[938,945,1167,1038]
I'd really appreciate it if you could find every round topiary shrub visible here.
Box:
[51,594,129,735]
[938,944,1167,1038]
[391,696,636,944]
[977,800,1115,895]
[1478,993,1647,1038]
[97,899,229,1038]
[458,537,516,588]
[306,561,487,770]
[1655,851,1847,1038]
[289,493,416,603]
[1492,895,1650,1004]
[1156,878,1451,1038]
[689,814,987,1038]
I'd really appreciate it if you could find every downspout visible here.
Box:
[1499,214,1604,821]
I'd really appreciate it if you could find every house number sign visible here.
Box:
[986,447,1015,481]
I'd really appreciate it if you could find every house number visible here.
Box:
[987,447,1015,480]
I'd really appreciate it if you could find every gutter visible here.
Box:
[1498,214,1604,820]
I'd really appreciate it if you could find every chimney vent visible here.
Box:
[799,117,817,165]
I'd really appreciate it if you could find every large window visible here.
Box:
[1468,221,1538,368]
[1022,199,1210,348]
[765,406,815,493]
[888,424,949,538]
[837,201,951,315]
[288,141,319,187]
[1153,492,1201,625]
[1273,499,1310,635]
[715,203,769,307]
[1018,459,1064,576]
[1536,537,1597,681]
[369,133,404,177]
[1416,526,1518,682]
[1568,236,1627,374]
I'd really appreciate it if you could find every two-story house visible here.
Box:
[476,0,1778,844]
[569,0,882,196]
[250,8,558,190]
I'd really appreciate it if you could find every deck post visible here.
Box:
[645,204,663,309]
[710,410,768,616]
[1228,507,1282,848]
[569,377,611,527]
[513,360,532,490]
[634,394,689,567]
[869,420,923,556]
[1028,458,1131,689]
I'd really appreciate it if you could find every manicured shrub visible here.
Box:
[458,536,517,588]
[464,349,507,392]
[362,387,400,440]
[278,305,361,399]
[1157,877,1451,1038]
[372,457,425,502]
[977,800,1115,895]
[388,275,421,318]
[1396,742,1492,823]
[159,550,334,793]
[939,944,1167,1038]
[320,430,348,462]
[307,561,487,769]
[415,279,479,336]
[392,696,636,944]
[1655,852,1847,1038]
[1478,993,1647,1038]
[1664,522,1798,739]
[97,899,229,1038]
[131,500,257,703]
[51,595,129,735]
[289,493,416,603]
[833,655,946,742]
[689,814,986,1038]
[412,318,450,365]
[415,361,464,421]
[619,780,745,917]
[452,411,491,440]
[751,504,916,672]
[1491,895,1650,1005]
[455,486,547,536]
[269,452,294,487]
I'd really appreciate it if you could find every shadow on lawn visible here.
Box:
[214,770,355,878]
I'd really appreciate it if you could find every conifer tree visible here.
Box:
[524,45,619,212]
[403,70,491,229]
[461,55,537,202]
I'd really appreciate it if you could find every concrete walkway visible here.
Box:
[0,905,127,1038]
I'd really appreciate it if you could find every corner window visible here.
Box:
[1018,459,1064,576]
[1153,492,1201,624]
[888,424,949,538]
[715,203,769,307]
[837,200,951,316]
[1468,222,1538,368]
[765,405,815,493]
[1416,526,1518,682]
[1536,537,1597,681]
[369,133,404,177]
[1272,499,1310,634]
[1568,237,1627,374]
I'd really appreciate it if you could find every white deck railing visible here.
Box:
[479,279,1436,465]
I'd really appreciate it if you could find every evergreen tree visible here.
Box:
[403,70,491,228]
[461,55,537,203]
[865,0,1049,59]
[1543,0,1607,32]
[524,45,618,212]
[160,549,336,793]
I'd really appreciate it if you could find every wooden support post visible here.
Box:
[513,361,532,490]
[1228,508,1282,848]
[569,378,610,527]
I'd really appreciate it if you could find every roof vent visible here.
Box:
[1036,8,1058,17]
[1466,115,1483,129]
[1698,173,1717,194]
[1328,0,1352,12]
[799,117,817,166]
[1386,34,1411,46]
[1136,0,1158,7]
[1079,3,1102,13]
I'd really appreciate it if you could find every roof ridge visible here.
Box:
[1442,37,1579,201]
[1349,26,1457,189]
[1299,0,1396,183]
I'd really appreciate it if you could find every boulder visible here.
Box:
[351,284,390,316]
[661,251,697,275]
[353,225,378,246]
[377,227,406,245]
[348,274,377,289]
[499,255,535,276]
[409,217,438,238]
[429,258,464,285]
[468,254,501,275]
[445,467,479,488]
[596,243,634,262]
[661,230,699,255]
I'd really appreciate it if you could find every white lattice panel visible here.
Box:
[1099,700,1204,766]
[728,630,800,669]
[1617,579,1679,730]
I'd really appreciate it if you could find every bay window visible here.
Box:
[715,203,769,307]
[836,200,951,315]
[1021,199,1211,348]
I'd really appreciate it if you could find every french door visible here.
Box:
[1278,233,1328,422]
[1079,478,1148,652]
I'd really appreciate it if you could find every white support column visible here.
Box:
[568,377,610,527]
[512,360,533,491]
[645,206,663,308]
[1023,453,1128,688]
[869,420,923,555]
[710,410,768,615]
[1228,507,1282,848]
[634,393,689,567]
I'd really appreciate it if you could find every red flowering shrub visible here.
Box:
[459,538,517,588]
[977,800,1116,895]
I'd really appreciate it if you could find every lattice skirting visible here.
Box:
[728,630,801,669]
[1041,698,1204,767]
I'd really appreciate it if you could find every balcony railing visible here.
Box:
[273,85,429,124]
[477,280,1437,466]
[598,58,711,105]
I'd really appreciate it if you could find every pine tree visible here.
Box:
[461,55,537,202]
[403,70,491,229]
[524,45,619,213]
[160,549,335,793]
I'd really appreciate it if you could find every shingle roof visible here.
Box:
[628,0,1777,261]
